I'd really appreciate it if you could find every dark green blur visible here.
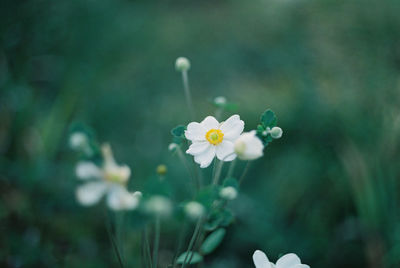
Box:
[1,0,400,267]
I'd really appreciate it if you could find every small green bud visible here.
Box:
[156,164,167,175]
[214,96,227,105]
[69,132,88,149]
[168,143,179,151]
[270,127,283,139]
[175,57,191,72]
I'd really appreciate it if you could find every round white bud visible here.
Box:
[175,57,191,72]
[145,195,173,217]
[168,143,178,151]
[184,201,205,220]
[270,127,283,139]
[69,132,87,149]
[220,186,238,200]
[214,96,227,105]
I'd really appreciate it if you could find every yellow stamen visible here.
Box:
[205,129,224,145]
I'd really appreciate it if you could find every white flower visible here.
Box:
[253,250,310,268]
[175,57,191,72]
[184,201,205,220]
[220,186,238,200]
[234,131,264,160]
[75,144,140,211]
[185,115,244,168]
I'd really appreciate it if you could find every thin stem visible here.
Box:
[177,147,200,191]
[227,159,236,178]
[105,213,125,268]
[144,226,153,268]
[239,161,251,185]
[172,220,188,268]
[212,160,224,185]
[181,217,203,268]
[153,216,161,268]
[181,70,195,120]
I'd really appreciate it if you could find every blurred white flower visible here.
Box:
[234,131,264,160]
[184,201,205,220]
[219,186,238,200]
[144,195,173,217]
[175,57,191,72]
[69,132,87,149]
[185,115,244,168]
[253,250,309,268]
[75,143,140,211]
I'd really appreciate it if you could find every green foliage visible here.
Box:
[223,177,239,190]
[176,251,203,264]
[200,228,226,255]
[257,109,277,146]
[171,125,187,145]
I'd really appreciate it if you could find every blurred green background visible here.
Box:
[2,0,400,267]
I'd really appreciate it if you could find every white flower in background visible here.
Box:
[220,186,238,200]
[184,201,205,220]
[185,115,244,168]
[175,57,191,72]
[75,143,141,211]
[253,250,310,268]
[234,131,264,160]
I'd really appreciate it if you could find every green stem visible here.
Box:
[177,147,200,191]
[153,216,161,268]
[181,217,203,268]
[212,160,224,185]
[144,226,153,268]
[181,70,195,120]
[227,159,236,178]
[172,220,188,268]
[239,161,251,185]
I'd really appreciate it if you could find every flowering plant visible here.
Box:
[68,57,307,268]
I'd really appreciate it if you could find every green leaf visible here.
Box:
[196,185,218,209]
[200,228,226,255]
[260,109,277,128]
[176,251,203,264]
[171,125,186,137]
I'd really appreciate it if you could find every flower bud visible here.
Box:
[270,127,283,139]
[69,132,87,149]
[184,201,205,220]
[214,96,227,105]
[156,164,167,175]
[234,131,264,160]
[175,57,191,72]
[168,143,178,151]
[145,195,173,217]
[220,186,238,200]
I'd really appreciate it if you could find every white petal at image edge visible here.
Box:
[253,250,272,268]
[76,182,107,206]
[276,254,301,268]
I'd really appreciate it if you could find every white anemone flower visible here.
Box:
[185,115,244,168]
[253,250,310,268]
[75,144,141,211]
[234,131,264,160]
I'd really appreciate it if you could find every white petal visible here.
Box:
[220,114,244,141]
[75,161,102,180]
[276,254,301,268]
[185,122,206,141]
[216,140,236,161]
[76,182,107,206]
[253,250,271,268]
[186,141,210,155]
[292,265,309,268]
[200,116,219,130]
[106,186,140,211]
[194,146,216,168]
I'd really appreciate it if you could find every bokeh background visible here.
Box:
[2,0,400,267]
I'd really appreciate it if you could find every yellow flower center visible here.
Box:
[205,129,224,145]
